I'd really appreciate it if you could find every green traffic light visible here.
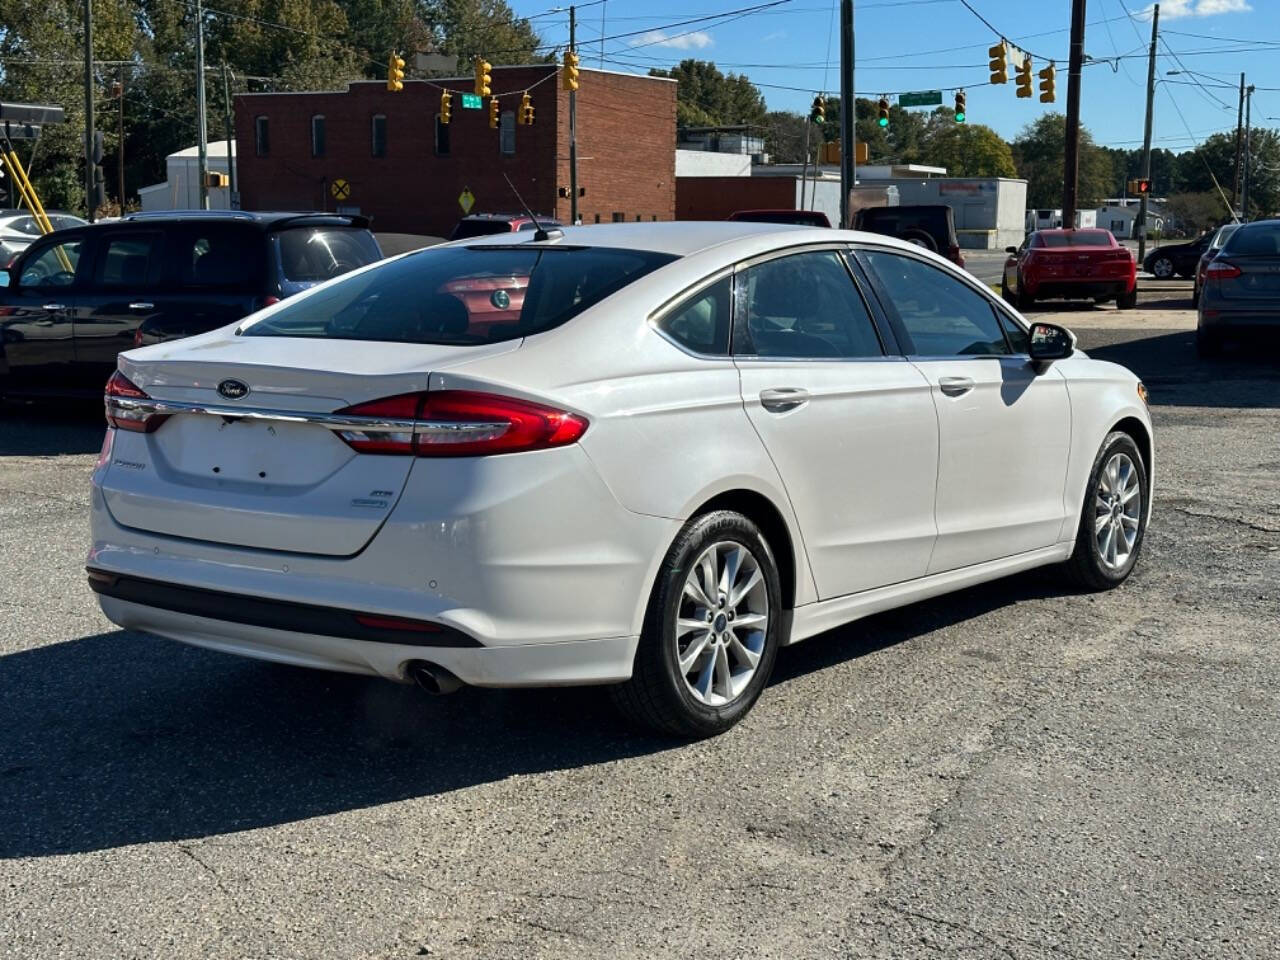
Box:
[955,112,965,123]
[878,117,888,127]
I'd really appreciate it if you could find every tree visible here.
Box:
[920,115,1016,178]
[1177,128,1280,219]
[1164,191,1230,235]
[1011,113,1115,208]
[649,59,766,129]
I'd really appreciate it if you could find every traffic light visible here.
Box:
[1128,178,1152,195]
[563,50,579,91]
[440,90,452,124]
[877,97,890,128]
[809,94,825,124]
[1038,62,1057,103]
[988,42,1008,85]
[386,51,405,92]
[1015,56,1033,98]
[474,57,491,97]
[204,172,229,188]
[488,96,500,129]
[518,92,531,125]
[955,90,966,123]
[819,141,839,164]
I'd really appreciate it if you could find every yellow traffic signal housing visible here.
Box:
[954,90,967,122]
[474,58,492,97]
[440,90,453,124]
[488,96,500,129]
[809,95,825,124]
[988,42,1008,85]
[1015,56,1033,98]
[856,141,868,164]
[1038,62,1057,103]
[819,141,839,164]
[877,97,890,128]
[1128,178,1151,195]
[386,51,405,92]
[563,51,580,91]
[518,92,531,125]
[204,172,229,188]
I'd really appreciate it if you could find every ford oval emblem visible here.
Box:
[217,378,250,400]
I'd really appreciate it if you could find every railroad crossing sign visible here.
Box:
[458,187,475,214]
[330,177,351,200]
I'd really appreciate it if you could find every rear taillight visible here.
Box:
[132,327,144,347]
[333,390,588,457]
[259,295,281,309]
[104,371,169,433]
[1206,261,1242,280]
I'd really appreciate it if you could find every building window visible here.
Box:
[254,116,269,156]
[594,214,601,223]
[612,212,625,223]
[434,115,450,156]
[371,114,386,158]
[311,115,326,158]
[500,112,516,155]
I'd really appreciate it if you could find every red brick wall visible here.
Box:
[675,176,797,221]
[234,67,675,236]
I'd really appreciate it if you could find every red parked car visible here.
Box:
[1002,228,1137,310]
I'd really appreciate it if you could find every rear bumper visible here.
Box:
[1198,304,1280,329]
[1025,279,1131,299]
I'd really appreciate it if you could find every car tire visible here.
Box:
[1016,289,1035,312]
[1196,326,1223,358]
[1149,256,1174,279]
[1191,285,1200,307]
[1117,288,1138,310]
[611,510,783,738]
[900,229,938,253]
[1000,277,1014,305]
[1064,431,1148,591]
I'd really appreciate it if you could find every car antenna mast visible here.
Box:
[503,173,562,242]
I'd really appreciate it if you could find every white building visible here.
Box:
[138,141,238,211]
[1096,199,1165,239]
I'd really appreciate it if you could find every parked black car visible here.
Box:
[0,211,381,398]
[853,205,965,268]
[1142,232,1212,279]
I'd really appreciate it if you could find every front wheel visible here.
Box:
[1064,432,1148,591]
[611,510,782,738]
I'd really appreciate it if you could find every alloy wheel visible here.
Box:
[1151,257,1174,279]
[1094,452,1142,571]
[675,541,770,707]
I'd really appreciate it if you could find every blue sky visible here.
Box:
[511,0,1279,150]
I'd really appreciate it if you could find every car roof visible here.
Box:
[457,220,937,259]
[115,210,370,230]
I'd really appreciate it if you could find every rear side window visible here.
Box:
[242,246,677,345]
[656,276,731,355]
[173,226,264,289]
[861,250,1009,357]
[95,233,163,287]
[275,227,381,282]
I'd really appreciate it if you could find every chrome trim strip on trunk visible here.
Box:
[104,396,420,434]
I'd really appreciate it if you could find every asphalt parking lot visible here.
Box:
[2,277,1278,959]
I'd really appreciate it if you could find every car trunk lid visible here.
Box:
[1212,256,1280,300]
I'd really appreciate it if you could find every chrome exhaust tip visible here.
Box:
[407,661,463,696]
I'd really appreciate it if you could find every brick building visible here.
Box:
[233,66,677,236]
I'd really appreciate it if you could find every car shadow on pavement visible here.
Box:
[0,402,105,456]
[0,570,1070,860]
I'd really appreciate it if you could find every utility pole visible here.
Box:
[1136,3,1157,263]
[115,70,125,209]
[1232,73,1245,211]
[195,0,209,210]
[569,5,578,225]
[83,0,95,220]
[222,62,237,205]
[838,0,854,229]
[1062,0,1087,228]
[1241,83,1254,221]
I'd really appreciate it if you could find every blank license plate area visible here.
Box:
[153,413,354,487]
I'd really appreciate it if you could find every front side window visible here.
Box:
[94,234,162,287]
[734,250,882,359]
[255,115,270,156]
[371,114,386,158]
[242,246,676,345]
[656,276,731,356]
[19,240,82,288]
[311,115,326,158]
[861,249,1009,357]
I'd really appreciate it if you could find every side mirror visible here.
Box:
[1005,246,1018,254]
[1028,322,1076,364]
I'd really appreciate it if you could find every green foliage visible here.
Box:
[1163,191,1231,235]
[650,59,766,129]
[1011,113,1114,208]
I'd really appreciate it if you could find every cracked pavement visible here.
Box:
[2,285,1278,959]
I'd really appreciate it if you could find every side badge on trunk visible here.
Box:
[217,379,250,400]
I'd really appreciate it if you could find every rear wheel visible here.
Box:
[1117,287,1138,310]
[1065,432,1148,591]
[611,510,782,738]
[1196,326,1223,358]
[900,229,938,253]
[1000,277,1014,305]
[1149,256,1174,279]
[1016,289,1035,312]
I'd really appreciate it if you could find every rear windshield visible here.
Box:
[1222,222,1280,257]
[1211,224,1239,250]
[1033,230,1113,248]
[275,227,382,282]
[858,208,949,233]
[241,245,677,345]
[450,219,516,240]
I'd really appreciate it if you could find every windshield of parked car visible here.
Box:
[1034,230,1114,248]
[242,245,677,345]
[1210,224,1239,250]
[276,227,382,282]
[1221,222,1280,256]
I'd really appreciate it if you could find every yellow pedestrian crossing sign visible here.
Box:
[330,178,351,200]
[458,188,475,214]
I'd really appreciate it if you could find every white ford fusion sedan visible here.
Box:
[88,222,1152,737]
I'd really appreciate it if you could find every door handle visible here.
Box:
[128,302,155,311]
[938,376,976,396]
[759,387,810,412]
[41,302,67,311]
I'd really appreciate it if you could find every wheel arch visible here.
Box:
[689,488,800,612]
[1108,414,1155,525]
